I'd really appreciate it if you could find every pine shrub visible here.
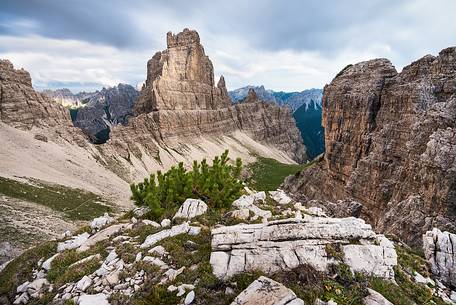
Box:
[130,150,243,220]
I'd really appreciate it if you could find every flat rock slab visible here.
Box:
[210,217,396,280]
[78,293,109,305]
[230,276,304,305]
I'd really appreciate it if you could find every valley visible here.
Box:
[0,5,455,304]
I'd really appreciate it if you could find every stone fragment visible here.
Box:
[184,290,195,305]
[140,222,191,248]
[76,276,92,292]
[78,293,109,305]
[41,253,59,271]
[161,219,171,227]
[269,190,292,205]
[423,228,456,287]
[230,276,303,305]
[230,209,250,220]
[364,288,393,305]
[57,233,90,252]
[232,195,272,219]
[78,224,128,252]
[142,220,161,227]
[173,198,208,220]
[90,213,114,231]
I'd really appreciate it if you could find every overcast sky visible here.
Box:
[1,0,455,92]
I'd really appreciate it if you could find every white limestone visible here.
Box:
[173,198,208,220]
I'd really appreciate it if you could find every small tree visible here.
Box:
[130,150,243,220]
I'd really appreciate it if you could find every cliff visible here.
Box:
[104,28,307,172]
[284,47,456,246]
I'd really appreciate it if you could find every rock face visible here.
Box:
[109,29,306,164]
[134,29,231,113]
[284,47,456,246]
[230,276,304,305]
[0,60,74,130]
[423,228,456,288]
[210,216,397,280]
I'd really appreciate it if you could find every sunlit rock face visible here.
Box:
[283,47,456,247]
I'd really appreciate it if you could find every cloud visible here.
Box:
[0,0,455,92]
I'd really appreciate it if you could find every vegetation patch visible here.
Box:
[0,241,57,301]
[131,150,243,220]
[0,176,113,221]
[247,157,308,191]
[47,241,108,287]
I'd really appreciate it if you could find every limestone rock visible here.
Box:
[210,217,396,280]
[173,198,208,220]
[78,224,128,252]
[364,288,393,305]
[108,29,307,164]
[0,59,87,145]
[57,232,90,252]
[269,190,292,205]
[423,228,456,287]
[78,293,109,305]
[90,213,114,231]
[230,276,304,305]
[232,195,272,219]
[283,47,456,246]
[140,222,200,248]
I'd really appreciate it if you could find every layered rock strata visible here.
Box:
[284,47,456,246]
[0,60,87,146]
[209,216,397,280]
[110,29,306,164]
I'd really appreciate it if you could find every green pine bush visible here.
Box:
[130,150,243,220]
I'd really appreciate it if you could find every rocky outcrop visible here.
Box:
[230,276,304,305]
[106,29,307,165]
[209,216,397,280]
[284,47,456,246]
[0,60,73,130]
[0,60,87,146]
[134,29,231,113]
[423,228,456,288]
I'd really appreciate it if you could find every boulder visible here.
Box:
[76,276,92,292]
[230,276,304,305]
[423,228,456,287]
[141,222,199,248]
[173,199,208,220]
[78,293,109,305]
[57,233,90,252]
[232,195,272,219]
[210,217,396,280]
[364,288,393,305]
[269,190,292,205]
[41,253,59,271]
[90,213,114,231]
[78,224,128,252]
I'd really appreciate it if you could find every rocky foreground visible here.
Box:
[1,188,455,305]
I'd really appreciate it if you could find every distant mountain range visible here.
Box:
[229,85,323,112]
[229,85,324,159]
[43,84,139,143]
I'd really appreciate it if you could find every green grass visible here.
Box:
[0,176,113,220]
[0,241,57,300]
[247,157,309,190]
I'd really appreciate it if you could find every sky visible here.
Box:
[1,0,455,93]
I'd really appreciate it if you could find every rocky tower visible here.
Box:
[0,60,72,129]
[108,29,307,166]
[134,28,231,113]
[284,47,456,246]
